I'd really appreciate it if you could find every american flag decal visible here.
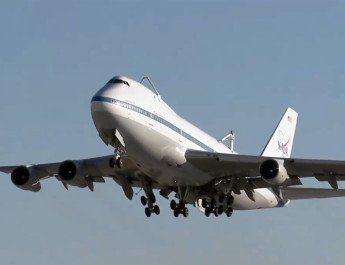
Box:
[288,116,293,123]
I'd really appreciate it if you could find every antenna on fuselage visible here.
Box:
[140,76,160,96]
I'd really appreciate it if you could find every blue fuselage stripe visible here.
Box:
[91,96,214,152]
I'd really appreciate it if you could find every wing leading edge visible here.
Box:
[0,155,153,198]
[186,150,345,180]
[186,150,345,198]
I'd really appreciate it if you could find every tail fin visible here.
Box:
[261,108,298,158]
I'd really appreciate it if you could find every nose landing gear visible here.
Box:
[109,148,124,169]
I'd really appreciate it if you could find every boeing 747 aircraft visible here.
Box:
[2,76,345,218]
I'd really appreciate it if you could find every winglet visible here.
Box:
[261,107,298,158]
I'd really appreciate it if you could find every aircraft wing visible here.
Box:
[186,150,345,186]
[0,155,153,199]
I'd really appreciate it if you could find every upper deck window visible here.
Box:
[107,78,130,86]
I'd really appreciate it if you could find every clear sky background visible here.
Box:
[1,1,345,264]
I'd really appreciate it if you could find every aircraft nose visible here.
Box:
[90,91,114,114]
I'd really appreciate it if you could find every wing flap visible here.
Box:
[186,150,264,178]
[282,187,345,200]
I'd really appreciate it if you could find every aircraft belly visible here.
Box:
[92,105,213,186]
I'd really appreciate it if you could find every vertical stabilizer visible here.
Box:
[261,108,298,158]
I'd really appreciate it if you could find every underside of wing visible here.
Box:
[0,155,155,198]
[186,150,345,187]
[281,187,345,200]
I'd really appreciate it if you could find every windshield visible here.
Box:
[107,78,130,86]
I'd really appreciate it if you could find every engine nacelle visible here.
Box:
[11,166,41,192]
[259,159,290,186]
[58,160,88,188]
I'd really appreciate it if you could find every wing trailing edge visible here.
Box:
[281,187,345,200]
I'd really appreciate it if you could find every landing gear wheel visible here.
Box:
[145,207,151,217]
[170,200,177,210]
[214,207,219,217]
[218,205,224,215]
[153,205,160,215]
[109,158,115,168]
[201,198,208,208]
[227,195,234,206]
[116,158,123,168]
[173,208,180,217]
[205,208,211,217]
[141,196,147,206]
[226,207,233,217]
[179,202,185,210]
[183,207,189,217]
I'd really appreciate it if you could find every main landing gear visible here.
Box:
[141,194,160,217]
[170,200,189,217]
[202,194,234,218]
[140,178,160,217]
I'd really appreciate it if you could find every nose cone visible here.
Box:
[91,82,121,113]
[91,76,134,144]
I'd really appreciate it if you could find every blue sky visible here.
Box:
[1,1,345,264]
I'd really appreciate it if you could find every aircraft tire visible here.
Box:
[214,207,219,217]
[154,205,160,215]
[205,208,211,217]
[145,207,151,217]
[201,198,208,208]
[141,196,147,206]
[170,200,177,210]
[226,207,233,217]
[183,207,189,217]
[173,208,180,217]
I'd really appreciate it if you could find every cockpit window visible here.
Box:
[107,78,130,86]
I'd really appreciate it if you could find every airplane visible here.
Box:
[2,75,345,218]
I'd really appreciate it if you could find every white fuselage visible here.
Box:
[90,76,283,210]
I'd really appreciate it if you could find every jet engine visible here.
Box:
[58,160,88,188]
[259,159,290,186]
[11,166,41,192]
